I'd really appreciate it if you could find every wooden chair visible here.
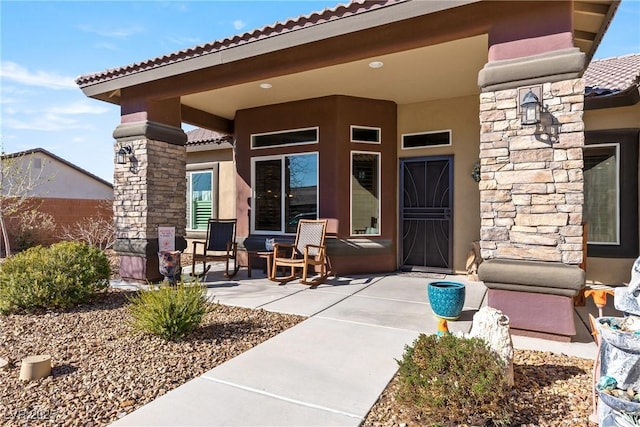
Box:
[191,219,240,278]
[269,219,329,285]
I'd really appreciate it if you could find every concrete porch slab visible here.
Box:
[317,292,455,334]
[205,281,304,309]
[110,376,362,427]
[201,316,418,418]
[260,290,350,317]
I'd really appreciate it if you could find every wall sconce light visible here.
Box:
[519,86,542,125]
[116,144,132,165]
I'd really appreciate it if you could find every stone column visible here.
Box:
[113,121,187,282]
[478,49,585,265]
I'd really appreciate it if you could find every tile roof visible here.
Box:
[186,128,233,146]
[75,0,401,87]
[584,53,640,97]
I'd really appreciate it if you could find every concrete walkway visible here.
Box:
[110,265,615,426]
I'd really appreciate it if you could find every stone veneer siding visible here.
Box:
[479,78,585,265]
[114,139,186,241]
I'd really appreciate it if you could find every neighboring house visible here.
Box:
[76,0,628,283]
[0,148,113,248]
[583,54,640,284]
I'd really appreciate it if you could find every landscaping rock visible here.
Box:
[0,290,303,425]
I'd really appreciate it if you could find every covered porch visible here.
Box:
[75,0,619,283]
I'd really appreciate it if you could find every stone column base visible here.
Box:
[115,238,187,282]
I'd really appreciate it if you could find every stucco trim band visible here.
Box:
[478,48,585,91]
[113,121,187,146]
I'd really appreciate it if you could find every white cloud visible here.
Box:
[233,20,246,31]
[0,61,76,90]
[48,100,110,115]
[3,114,84,132]
[77,24,144,38]
[95,42,121,52]
[165,35,201,47]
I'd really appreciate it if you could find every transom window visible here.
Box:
[187,171,213,230]
[251,127,318,149]
[351,151,380,236]
[351,126,381,144]
[402,130,451,149]
[252,153,318,233]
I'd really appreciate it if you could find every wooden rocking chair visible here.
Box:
[191,219,240,278]
[269,219,329,285]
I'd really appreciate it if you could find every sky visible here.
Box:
[1,0,639,183]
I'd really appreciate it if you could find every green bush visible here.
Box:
[128,281,211,341]
[396,333,512,426]
[0,241,110,314]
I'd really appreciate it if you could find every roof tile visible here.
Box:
[584,53,640,96]
[76,0,402,87]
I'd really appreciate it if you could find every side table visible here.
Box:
[247,251,274,278]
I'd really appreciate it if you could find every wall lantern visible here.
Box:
[519,86,542,125]
[116,144,132,165]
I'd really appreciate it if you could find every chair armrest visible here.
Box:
[303,244,326,258]
[192,240,206,250]
[273,243,294,258]
[273,243,294,249]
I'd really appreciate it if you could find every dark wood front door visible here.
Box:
[400,156,453,272]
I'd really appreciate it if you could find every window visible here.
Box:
[187,171,213,230]
[253,153,318,233]
[251,127,318,149]
[351,152,380,236]
[402,130,451,149]
[584,130,639,258]
[351,126,381,143]
[584,144,619,245]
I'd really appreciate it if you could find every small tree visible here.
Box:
[58,202,115,250]
[0,148,54,257]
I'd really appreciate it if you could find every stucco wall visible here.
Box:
[584,103,640,131]
[5,152,113,200]
[186,146,236,219]
[234,95,398,275]
[584,103,640,285]
[185,146,236,252]
[397,95,481,274]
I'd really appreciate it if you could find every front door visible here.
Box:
[400,156,453,272]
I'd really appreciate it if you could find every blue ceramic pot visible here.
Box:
[427,281,466,320]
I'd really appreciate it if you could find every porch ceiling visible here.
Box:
[181,35,489,120]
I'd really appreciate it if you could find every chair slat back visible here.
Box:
[294,219,327,256]
[206,219,236,252]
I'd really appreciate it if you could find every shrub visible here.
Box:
[59,214,115,250]
[128,281,211,341]
[0,241,110,314]
[396,333,512,426]
[9,209,57,251]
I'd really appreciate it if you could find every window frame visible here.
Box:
[350,150,381,237]
[583,142,620,245]
[401,129,452,150]
[251,152,319,235]
[250,127,319,150]
[186,169,215,231]
[585,130,639,259]
[350,125,381,144]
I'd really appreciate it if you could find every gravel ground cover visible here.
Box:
[0,290,304,426]
[2,252,597,426]
[363,349,595,426]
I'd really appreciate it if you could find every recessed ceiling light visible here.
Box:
[368,61,384,69]
[259,83,273,89]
